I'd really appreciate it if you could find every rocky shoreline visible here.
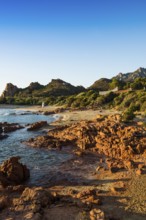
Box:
[0,108,146,219]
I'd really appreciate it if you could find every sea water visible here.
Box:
[0,107,72,186]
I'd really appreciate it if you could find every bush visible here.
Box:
[141,101,146,111]
[129,103,140,112]
[122,108,135,121]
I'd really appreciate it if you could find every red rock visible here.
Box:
[136,169,143,175]
[90,208,105,220]
[124,160,135,170]
[0,156,30,187]
[25,115,146,163]
[13,187,54,213]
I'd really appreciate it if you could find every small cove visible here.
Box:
[0,107,73,186]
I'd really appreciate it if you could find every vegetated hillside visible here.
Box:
[0,79,85,105]
[88,78,126,91]
[1,79,85,98]
[88,78,111,91]
[32,79,85,97]
[45,90,118,109]
[113,90,146,110]
[89,67,146,91]
[61,88,146,114]
[51,84,146,114]
[114,67,146,82]
[1,67,146,108]
[16,82,44,97]
[11,79,85,98]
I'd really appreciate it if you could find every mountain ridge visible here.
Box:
[1,67,146,99]
[113,67,146,82]
[1,79,85,98]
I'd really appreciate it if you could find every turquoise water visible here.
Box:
[0,108,72,186]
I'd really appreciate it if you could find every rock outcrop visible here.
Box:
[1,83,19,98]
[114,67,146,82]
[13,187,54,214]
[0,122,24,140]
[26,115,146,162]
[0,122,24,133]
[27,121,48,131]
[0,157,30,187]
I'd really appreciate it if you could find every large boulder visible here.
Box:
[13,187,54,213]
[0,157,30,187]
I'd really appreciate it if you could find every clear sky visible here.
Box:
[0,0,146,94]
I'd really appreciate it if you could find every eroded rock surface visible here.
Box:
[27,121,48,131]
[0,122,24,134]
[0,156,30,187]
[26,115,146,161]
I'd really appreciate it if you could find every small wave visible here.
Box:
[0,112,15,116]
[0,109,16,116]
[3,112,10,116]
[0,110,32,116]
[15,111,32,115]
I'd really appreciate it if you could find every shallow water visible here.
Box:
[0,108,72,186]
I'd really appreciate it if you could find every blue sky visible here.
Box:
[0,0,146,93]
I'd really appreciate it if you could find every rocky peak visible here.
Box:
[50,79,68,85]
[138,67,145,73]
[114,67,146,82]
[47,78,73,89]
[28,82,42,90]
[1,83,19,98]
[45,79,85,96]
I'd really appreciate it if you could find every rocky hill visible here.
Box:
[1,79,85,99]
[33,79,85,97]
[114,67,146,82]
[1,83,19,98]
[88,78,111,91]
[88,67,146,91]
[1,67,146,106]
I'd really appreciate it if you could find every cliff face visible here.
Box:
[1,83,19,98]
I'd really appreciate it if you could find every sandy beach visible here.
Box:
[17,105,121,125]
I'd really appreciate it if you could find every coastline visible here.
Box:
[15,104,121,125]
[0,104,122,126]
[0,105,146,219]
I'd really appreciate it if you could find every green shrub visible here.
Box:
[122,108,135,121]
[129,103,140,112]
[141,101,146,111]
